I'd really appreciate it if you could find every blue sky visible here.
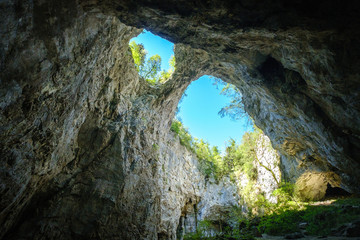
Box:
[178,76,253,153]
[131,30,174,71]
[131,30,253,153]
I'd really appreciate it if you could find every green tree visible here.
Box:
[130,40,175,85]
[129,40,146,72]
[170,119,193,150]
[159,55,176,83]
[211,146,224,177]
[236,130,260,180]
[211,78,248,121]
[193,138,216,178]
[142,54,162,84]
[218,83,247,121]
[223,139,237,174]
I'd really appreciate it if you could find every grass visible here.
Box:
[184,197,360,239]
[258,197,360,236]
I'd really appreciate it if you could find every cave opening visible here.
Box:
[175,75,253,154]
[130,29,254,153]
[1,1,360,239]
[325,183,351,198]
[129,29,175,85]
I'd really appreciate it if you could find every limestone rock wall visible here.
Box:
[179,177,240,238]
[1,0,360,239]
[255,134,281,203]
[237,132,281,209]
[197,178,240,223]
[0,2,237,239]
[0,2,142,238]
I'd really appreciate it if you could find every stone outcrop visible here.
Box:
[236,132,281,215]
[1,0,360,239]
[178,177,240,238]
[295,171,342,201]
[255,134,281,203]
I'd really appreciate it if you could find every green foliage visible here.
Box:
[258,208,302,235]
[212,80,247,121]
[159,55,176,83]
[303,201,360,235]
[224,128,263,181]
[272,182,296,204]
[129,40,146,72]
[129,40,175,85]
[256,185,304,235]
[170,119,193,150]
[170,120,267,183]
[258,197,360,236]
[142,54,162,82]
[183,219,255,240]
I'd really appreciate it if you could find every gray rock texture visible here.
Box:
[255,134,281,203]
[177,177,240,239]
[1,0,360,239]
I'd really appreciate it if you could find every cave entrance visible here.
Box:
[130,30,253,153]
[129,30,175,85]
[325,183,351,198]
[175,75,253,154]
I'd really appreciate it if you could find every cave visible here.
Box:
[325,183,351,198]
[1,0,360,239]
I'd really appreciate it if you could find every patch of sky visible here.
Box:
[130,30,174,72]
[177,76,253,154]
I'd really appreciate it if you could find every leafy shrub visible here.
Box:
[257,197,360,236]
[183,219,255,240]
[129,40,175,85]
[170,120,222,180]
[303,203,360,235]
[258,209,303,235]
[170,119,193,150]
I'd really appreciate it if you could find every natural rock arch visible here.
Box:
[1,0,359,239]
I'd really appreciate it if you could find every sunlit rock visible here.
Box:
[295,172,342,201]
[255,134,281,203]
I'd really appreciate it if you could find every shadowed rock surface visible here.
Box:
[1,0,360,239]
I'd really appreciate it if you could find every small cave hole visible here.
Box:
[257,56,285,86]
[325,183,351,198]
[129,30,175,85]
[257,56,307,94]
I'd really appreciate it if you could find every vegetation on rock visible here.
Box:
[129,40,175,85]
[177,81,360,239]
[170,119,262,183]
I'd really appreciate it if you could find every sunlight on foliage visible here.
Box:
[258,197,360,236]
[170,119,264,183]
[129,40,146,72]
[172,78,360,239]
[171,120,360,239]
[129,40,175,85]
[212,79,247,121]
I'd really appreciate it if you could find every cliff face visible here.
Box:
[255,134,281,203]
[1,0,360,239]
[179,177,240,239]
